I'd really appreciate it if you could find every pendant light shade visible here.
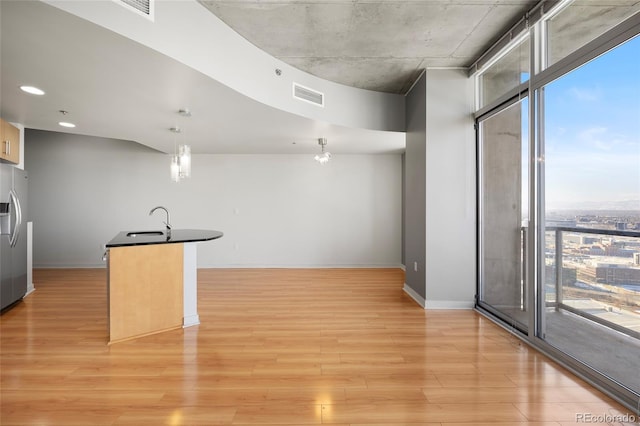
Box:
[170,155,180,182]
[314,138,331,164]
[178,144,191,178]
[169,109,192,182]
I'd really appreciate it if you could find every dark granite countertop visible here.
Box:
[106,229,223,248]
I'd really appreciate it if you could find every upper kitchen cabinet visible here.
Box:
[0,118,20,164]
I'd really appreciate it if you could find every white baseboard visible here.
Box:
[403,284,473,310]
[425,300,474,309]
[200,264,405,269]
[403,283,425,308]
[33,264,106,269]
[183,314,200,328]
[33,264,404,269]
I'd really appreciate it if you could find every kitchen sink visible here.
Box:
[126,231,164,237]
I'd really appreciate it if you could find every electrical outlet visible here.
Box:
[413,261,418,272]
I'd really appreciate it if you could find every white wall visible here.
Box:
[424,68,476,308]
[25,130,402,268]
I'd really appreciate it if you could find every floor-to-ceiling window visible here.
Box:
[540,31,640,403]
[475,0,640,412]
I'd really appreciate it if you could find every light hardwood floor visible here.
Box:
[0,268,636,425]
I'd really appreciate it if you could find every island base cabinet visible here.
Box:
[108,243,184,344]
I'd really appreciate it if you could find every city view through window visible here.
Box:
[543,35,640,334]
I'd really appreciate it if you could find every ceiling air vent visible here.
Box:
[117,0,154,20]
[293,83,324,107]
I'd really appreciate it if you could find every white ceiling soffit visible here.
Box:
[0,0,404,155]
[293,83,325,107]
[41,0,405,133]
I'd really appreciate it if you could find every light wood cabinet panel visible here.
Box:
[0,118,20,164]
[108,243,184,344]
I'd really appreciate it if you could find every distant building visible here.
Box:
[545,265,577,286]
[604,245,636,258]
[565,234,600,245]
[592,263,640,286]
[546,219,577,228]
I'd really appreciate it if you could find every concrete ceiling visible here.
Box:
[198,0,539,94]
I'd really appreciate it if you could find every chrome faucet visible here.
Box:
[149,206,171,235]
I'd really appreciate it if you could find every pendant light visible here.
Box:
[169,109,192,182]
[314,138,331,164]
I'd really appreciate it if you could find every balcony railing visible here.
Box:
[545,226,640,340]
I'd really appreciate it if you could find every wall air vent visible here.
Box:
[293,83,324,107]
[116,0,154,20]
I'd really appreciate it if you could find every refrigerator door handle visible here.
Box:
[9,189,21,248]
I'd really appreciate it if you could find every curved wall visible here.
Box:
[44,0,405,132]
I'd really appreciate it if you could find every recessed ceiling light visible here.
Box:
[20,85,45,95]
[58,122,76,128]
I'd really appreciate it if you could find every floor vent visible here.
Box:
[117,0,154,19]
[293,83,324,107]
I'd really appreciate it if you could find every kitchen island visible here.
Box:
[105,229,223,344]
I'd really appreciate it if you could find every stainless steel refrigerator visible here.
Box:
[1,164,28,311]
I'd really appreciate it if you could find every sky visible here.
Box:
[542,35,640,211]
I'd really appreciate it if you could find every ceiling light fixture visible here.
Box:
[170,109,192,182]
[314,138,331,164]
[57,110,75,128]
[20,85,45,95]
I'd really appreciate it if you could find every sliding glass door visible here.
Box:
[478,97,529,331]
